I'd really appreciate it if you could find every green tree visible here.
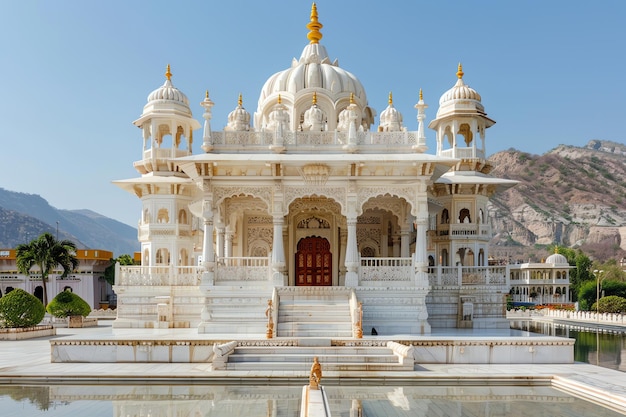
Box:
[47,290,91,318]
[15,233,78,307]
[592,295,626,314]
[0,288,45,328]
[103,254,135,286]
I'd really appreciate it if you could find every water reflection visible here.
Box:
[510,320,626,372]
[0,384,623,417]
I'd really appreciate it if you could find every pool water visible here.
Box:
[1,383,623,417]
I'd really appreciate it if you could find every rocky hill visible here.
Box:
[0,188,138,257]
[488,140,626,262]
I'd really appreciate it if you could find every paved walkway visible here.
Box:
[0,321,625,413]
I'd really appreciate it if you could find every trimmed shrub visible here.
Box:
[0,288,45,328]
[592,295,626,314]
[46,291,91,318]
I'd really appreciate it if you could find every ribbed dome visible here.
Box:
[146,65,190,107]
[438,63,482,106]
[545,253,568,265]
[379,92,404,131]
[147,79,190,106]
[439,78,482,105]
[258,43,367,103]
[225,94,250,131]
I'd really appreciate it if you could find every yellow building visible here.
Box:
[0,249,114,309]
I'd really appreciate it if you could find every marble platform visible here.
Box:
[0,323,625,414]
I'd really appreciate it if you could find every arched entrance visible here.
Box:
[295,236,332,286]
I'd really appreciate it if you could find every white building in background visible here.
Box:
[0,249,114,309]
[508,252,573,305]
[113,4,518,335]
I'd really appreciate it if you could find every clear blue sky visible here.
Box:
[1,1,624,227]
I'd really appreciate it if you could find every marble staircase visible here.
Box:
[276,296,352,338]
[224,343,414,372]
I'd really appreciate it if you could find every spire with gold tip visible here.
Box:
[456,62,464,79]
[165,64,172,81]
[307,3,323,44]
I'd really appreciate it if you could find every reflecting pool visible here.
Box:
[510,319,626,372]
[1,384,624,417]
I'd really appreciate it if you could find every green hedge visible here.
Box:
[0,289,45,328]
[46,290,91,318]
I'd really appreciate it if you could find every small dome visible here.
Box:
[439,64,482,106]
[147,65,190,107]
[378,92,404,132]
[225,94,251,131]
[545,253,568,265]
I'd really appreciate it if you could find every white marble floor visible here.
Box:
[0,321,625,414]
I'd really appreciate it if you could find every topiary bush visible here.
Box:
[592,295,626,314]
[0,288,45,328]
[46,290,91,318]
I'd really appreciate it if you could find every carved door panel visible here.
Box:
[295,236,332,286]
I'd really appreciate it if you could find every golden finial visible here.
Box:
[205,90,209,99]
[419,88,423,101]
[388,92,393,105]
[554,246,559,254]
[349,92,354,104]
[165,64,172,81]
[306,3,323,44]
[238,93,243,107]
[312,92,317,105]
[456,62,464,79]
[278,94,282,104]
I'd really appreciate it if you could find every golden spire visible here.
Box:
[419,88,423,101]
[349,92,355,104]
[278,94,282,104]
[388,92,393,105]
[238,93,243,107]
[307,3,323,44]
[165,64,172,81]
[456,62,464,79]
[205,90,209,99]
[312,92,317,105]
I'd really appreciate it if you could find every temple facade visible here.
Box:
[113,4,517,335]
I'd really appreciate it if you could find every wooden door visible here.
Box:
[295,236,332,286]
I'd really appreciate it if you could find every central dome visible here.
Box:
[254,4,374,131]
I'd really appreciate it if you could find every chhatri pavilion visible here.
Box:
[112,3,517,337]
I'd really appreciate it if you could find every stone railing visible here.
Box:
[117,265,203,286]
[359,257,413,285]
[428,265,508,287]
[208,130,420,152]
[439,147,485,159]
[215,257,270,283]
[540,309,626,325]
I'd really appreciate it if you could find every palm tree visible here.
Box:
[16,232,78,307]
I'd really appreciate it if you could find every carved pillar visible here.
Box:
[215,223,224,260]
[400,226,410,258]
[199,198,215,333]
[414,215,429,285]
[344,213,359,287]
[201,202,215,283]
[411,182,431,334]
[338,227,347,285]
[271,215,287,285]
[224,230,233,258]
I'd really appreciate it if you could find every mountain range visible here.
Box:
[488,139,626,262]
[0,189,138,257]
[0,139,624,262]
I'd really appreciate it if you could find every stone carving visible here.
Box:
[214,186,271,210]
[265,299,274,339]
[297,216,330,229]
[309,357,322,389]
[284,187,346,213]
[354,302,363,338]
